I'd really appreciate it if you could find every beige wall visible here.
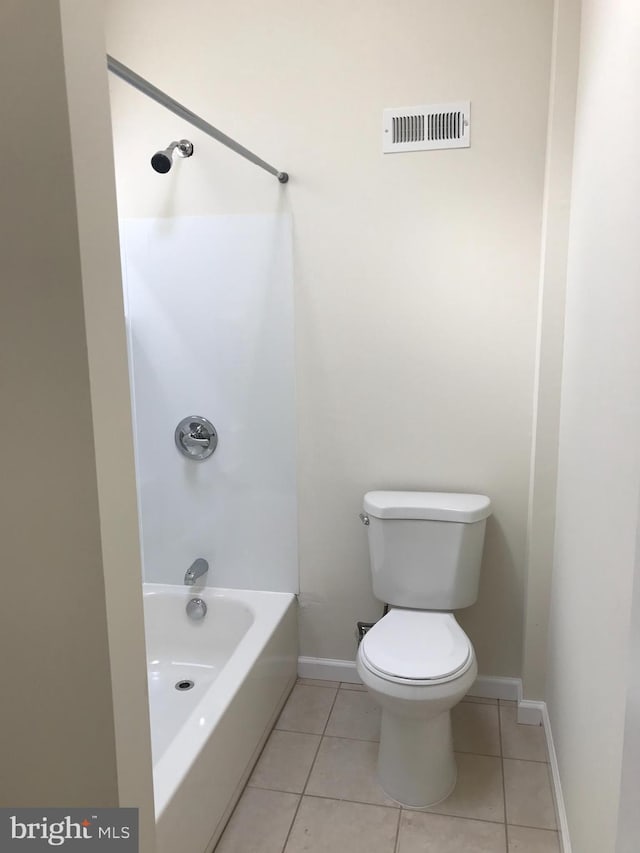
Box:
[616,498,640,852]
[521,0,580,699]
[0,0,119,805]
[546,0,640,849]
[59,1,156,845]
[0,3,155,846]
[106,0,554,676]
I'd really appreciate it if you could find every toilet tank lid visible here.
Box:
[363,491,491,522]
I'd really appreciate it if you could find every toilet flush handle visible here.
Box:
[359,512,370,526]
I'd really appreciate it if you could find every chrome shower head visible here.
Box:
[150,139,194,173]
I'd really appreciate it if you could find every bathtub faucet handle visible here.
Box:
[184,558,209,585]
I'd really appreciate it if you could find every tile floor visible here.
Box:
[215,679,560,853]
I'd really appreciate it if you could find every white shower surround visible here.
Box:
[120,214,298,592]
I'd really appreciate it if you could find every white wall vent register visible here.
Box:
[383,101,470,153]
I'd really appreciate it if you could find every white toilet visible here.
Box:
[356,490,491,808]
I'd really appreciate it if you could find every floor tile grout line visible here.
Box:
[249,784,517,826]
[452,748,503,759]
[270,722,548,764]
[274,684,336,737]
[252,787,401,812]
[249,784,546,829]
[461,699,499,705]
[292,683,340,695]
[506,821,561,832]
[393,807,402,853]
[296,678,367,692]
[459,697,547,762]
[416,807,506,826]
[275,725,380,742]
[301,684,341,794]
[334,791,548,831]
[247,784,559,833]
[276,790,302,853]
[279,685,342,853]
[497,696,509,852]
[390,803,507,826]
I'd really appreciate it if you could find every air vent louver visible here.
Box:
[383,102,470,153]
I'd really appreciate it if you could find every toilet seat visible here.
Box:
[360,610,472,685]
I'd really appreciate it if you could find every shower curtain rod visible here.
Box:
[106,55,289,183]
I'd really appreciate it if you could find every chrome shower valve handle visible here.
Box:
[182,425,210,448]
[174,416,218,460]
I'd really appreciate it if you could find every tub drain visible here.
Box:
[175,680,194,691]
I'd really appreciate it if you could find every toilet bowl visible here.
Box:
[356,608,478,807]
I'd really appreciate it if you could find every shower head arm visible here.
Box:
[166,140,194,158]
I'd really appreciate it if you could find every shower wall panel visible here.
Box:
[120,214,297,592]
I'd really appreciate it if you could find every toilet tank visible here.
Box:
[362,491,491,610]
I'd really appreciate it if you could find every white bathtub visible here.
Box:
[143,583,298,853]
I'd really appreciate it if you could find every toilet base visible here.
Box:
[377,708,457,808]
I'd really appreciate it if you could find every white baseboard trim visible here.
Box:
[297,656,361,683]
[517,699,544,726]
[541,702,572,853]
[467,674,523,701]
[297,660,525,701]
